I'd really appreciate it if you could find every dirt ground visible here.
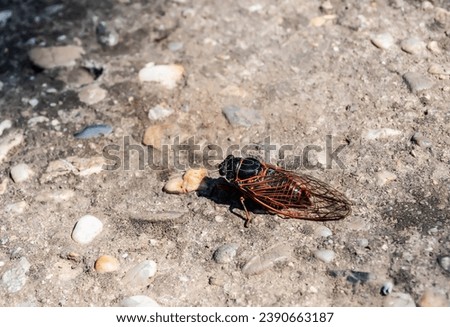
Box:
[0,0,449,307]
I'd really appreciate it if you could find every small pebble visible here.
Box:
[314,249,335,263]
[314,225,333,238]
[74,124,112,139]
[163,168,208,194]
[148,105,174,121]
[309,15,336,27]
[35,190,75,203]
[427,41,441,54]
[71,215,103,244]
[120,295,160,307]
[0,119,12,136]
[371,33,395,49]
[403,72,434,93]
[400,37,425,54]
[213,243,239,263]
[4,201,27,214]
[209,276,225,286]
[428,63,450,76]
[28,116,49,127]
[182,168,208,192]
[222,105,264,127]
[376,170,397,186]
[123,260,157,288]
[381,281,394,295]
[10,163,34,183]
[168,42,183,52]
[0,131,24,164]
[418,289,448,307]
[0,10,12,27]
[28,45,85,69]
[163,177,185,194]
[142,123,180,149]
[437,255,450,273]
[356,238,369,247]
[362,128,402,140]
[411,132,432,148]
[96,21,119,47]
[78,84,107,105]
[28,98,39,107]
[1,257,31,293]
[138,62,185,89]
[383,292,416,307]
[0,178,8,195]
[95,255,120,273]
[242,243,291,275]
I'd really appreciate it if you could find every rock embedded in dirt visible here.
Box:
[403,72,434,93]
[95,255,120,273]
[242,244,291,275]
[28,45,85,69]
[10,163,34,183]
[381,281,394,296]
[0,119,12,136]
[213,243,239,263]
[400,37,425,54]
[120,295,160,307]
[222,105,264,127]
[362,128,402,140]
[428,63,450,76]
[411,132,432,149]
[314,249,335,263]
[314,225,332,238]
[148,105,174,121]
[78,84,107,105]
[123,260,157,288]
[138,62,185,89]
[0,131,24,164]
[418,289,449,307]
[437,256,450,273]
[371,32,395,49]
[4,201,27,214]
[71,215,103,245]
[35,190,75,202]
[375,171,397,186]
[74,124,112,139]
[383,292,416,307]
[96,21,119,47]
[163,168,208,194]
[1,257,30,293]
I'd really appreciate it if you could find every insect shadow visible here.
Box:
[197,176,272,224]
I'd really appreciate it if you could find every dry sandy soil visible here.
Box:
[0,0,449,306]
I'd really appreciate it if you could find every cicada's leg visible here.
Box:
[240,196,252,227]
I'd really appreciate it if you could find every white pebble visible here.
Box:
[28,45,85,69]
[4,201,27,214]
[10,163,34,183]
[428,63,450,76]
[148,105,174,121]
[362,128,402,140]
[123,260,157,288]
[371,33,394,49]
[0,119,12,136]
[71,215,103,244]
[376,171,397,186]
[0,178,8,195]
[28,98,39,107]
[213,243,239,263]
[120,295,160,307]
[28,116,49,127]
[78,84,107,105]
[315,225,333,237]
[0,131,24,164]
[138,62,185,89]
[401,37,425,54]
[314,249,335,263]
[383,292,416,307]
[1,257,30,293]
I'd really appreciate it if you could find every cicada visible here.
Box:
[218,155,352,227]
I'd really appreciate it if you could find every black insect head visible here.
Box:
[219,155,262,181]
